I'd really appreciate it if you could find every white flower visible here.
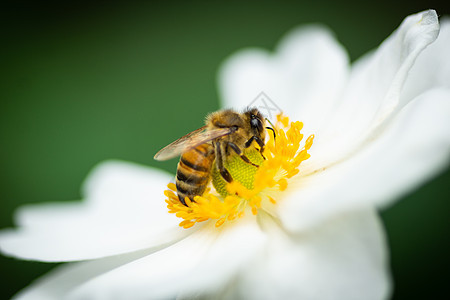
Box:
[1,9,449,300]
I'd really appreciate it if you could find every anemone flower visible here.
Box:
[1,9,449,300]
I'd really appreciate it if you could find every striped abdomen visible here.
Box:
[176,143,215,205]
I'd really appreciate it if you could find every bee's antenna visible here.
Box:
[265,118,276,140]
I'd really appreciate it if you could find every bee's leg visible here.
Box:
[244,136,266,160]
[215,141,233,183]
[244,136,265,149]
[259,145,266,160]
[227,142,260,168]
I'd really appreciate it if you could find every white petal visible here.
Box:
[12,250,154,300]
[67,218,266,299]
[401,17,450,102]
[280,88,450,232]
[82,160,174,214]
[0,160,188,261]
[218,25,349,131]
[231,209,390,300]
[307,10,440,170]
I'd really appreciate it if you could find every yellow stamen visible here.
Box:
[164,113,314,228]
[268,196,277,204]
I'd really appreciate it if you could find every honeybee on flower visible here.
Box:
[0,9,449,300]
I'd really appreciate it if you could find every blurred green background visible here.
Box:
[1,1,449,299]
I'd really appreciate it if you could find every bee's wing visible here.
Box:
[154,126,232,161]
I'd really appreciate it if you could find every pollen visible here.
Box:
[164,114,314,229]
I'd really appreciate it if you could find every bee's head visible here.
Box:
[245,107,265,135]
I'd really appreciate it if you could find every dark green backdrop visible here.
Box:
[1,1,449,299]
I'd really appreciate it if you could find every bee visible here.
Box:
[154,107,274,206]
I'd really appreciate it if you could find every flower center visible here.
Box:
[164,114,314,229]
